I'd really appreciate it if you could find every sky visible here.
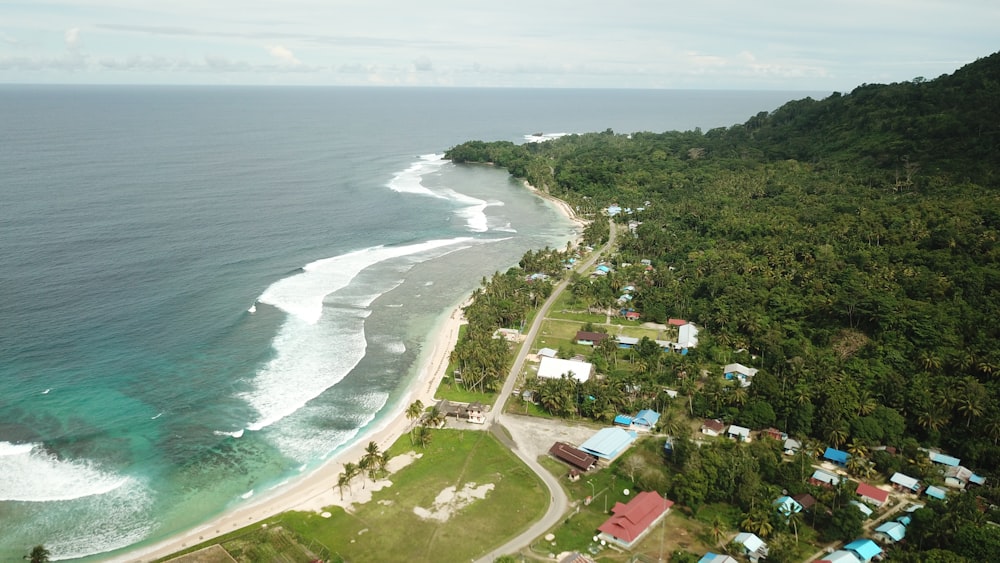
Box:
[1,0,997,90]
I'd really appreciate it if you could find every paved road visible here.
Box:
[476,220,616,563]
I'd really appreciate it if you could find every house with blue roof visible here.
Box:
[844,538,882,562]
[633,409,660,430]
[929,452,961,466]
[874,521,906,543]
[773,496,803,517]
[580,427,637,461]
[697,554,738,563]
[823,447,850,466]
[821,551,861,563]
[613,414,633,426]
[925,485,947,500]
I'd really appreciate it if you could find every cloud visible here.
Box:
[65,27,80,49]
[268,45,301,66]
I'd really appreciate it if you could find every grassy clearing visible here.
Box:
[435,376,497,404]
[278,429,547,563]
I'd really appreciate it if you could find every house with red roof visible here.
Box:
[597,491,674,549]
[856,482,890,507]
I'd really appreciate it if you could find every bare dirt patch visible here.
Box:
[413,482,496,522]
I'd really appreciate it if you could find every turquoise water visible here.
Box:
[0,86,817,560]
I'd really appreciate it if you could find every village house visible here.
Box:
[810,469,841,488]
[615,409,660,432]
[723,362,758,387]
[823,447,849,466]
[874,521,907,544]
[850,500,874,518]
[575,331,609,346]
[537,356,594,383]
[596,491,673,549]
[726,424,751,443]
[433,400,486,424]
[548,442,598,472]
[580,427,637,462]
[773,495,803,518]
[925,485,947,500]
[843,538,883,562]
[890,472,921,494]
[701,419,726,437]
[678,323,699,349]
[698,554,739,563]
[944,465,986,489]
[733,532,769,562]
[793,493,817,511]
[856,482,890,507]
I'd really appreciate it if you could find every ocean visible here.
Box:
[0,86,820,560]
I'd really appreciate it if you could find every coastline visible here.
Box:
[119,179,580,563]
[120,299,468,562]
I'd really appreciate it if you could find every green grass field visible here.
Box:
[277,429,547,563]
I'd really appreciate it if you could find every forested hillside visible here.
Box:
[446,52,1000,558]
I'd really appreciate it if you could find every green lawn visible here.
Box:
[435,376,497,404]
[277,429,547,563]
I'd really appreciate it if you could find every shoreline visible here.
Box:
[119,180,580,563]
[120,299,468,562]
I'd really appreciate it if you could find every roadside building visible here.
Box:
[597,491,673,549]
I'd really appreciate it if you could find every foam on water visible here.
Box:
[245,238,473,432]
[386,153,449,198]
[258,238,471,325]
[0,441,131,502]
[524,132,570,143]
[388,155,502,232]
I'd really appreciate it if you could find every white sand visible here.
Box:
[121,304,466,562]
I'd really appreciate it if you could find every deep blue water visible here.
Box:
[0,86,819,560]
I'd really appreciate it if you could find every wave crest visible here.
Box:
[0,441,131,502]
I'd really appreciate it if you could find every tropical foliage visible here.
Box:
[447,51,1000,560]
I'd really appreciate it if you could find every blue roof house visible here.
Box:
[874,521,906,543]
[822,552,861,563]
[633,409,660,430]
[929,452,961,466]
[773,496,803,518]
[925,485,947,500]
[824,447,850,466]
[844,538,882,562]
[580,427,637,461]
[614,414,633,426]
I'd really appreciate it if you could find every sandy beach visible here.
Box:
[120,301,467,563]
[119,185,581,563]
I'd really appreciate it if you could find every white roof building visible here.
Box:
[537,356,593,383]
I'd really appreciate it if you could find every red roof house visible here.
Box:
[667,318,687,326]
[597,491,673,548]
[856,482,890,507]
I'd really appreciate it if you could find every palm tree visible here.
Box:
[360,441,382,484]
[827,424,848,449]
[710,515,726,546]
[415,425,433,448]
[406,400,425,444]
[377,451,392,477]
[423,406,446,428]
[342,461,359,493]
[406,400,424,424]
[27,546,50,563]
[336,471,352,500]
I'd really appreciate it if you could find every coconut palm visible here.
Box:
[415,425,433,448]
[27,546,50,563]
[710,515,726,545]
[336,471,352,500]
[423,406,447,428]
[342,461,360,493]
[377,451,392,477]
[360,441,382,483]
